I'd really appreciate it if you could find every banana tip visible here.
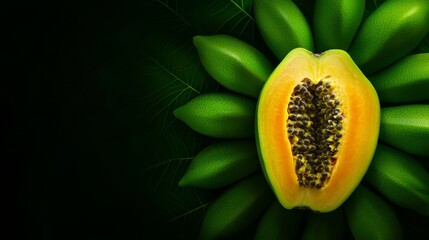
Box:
[173,107,181,119]
[178,177,188,187]
[192,35,204,46]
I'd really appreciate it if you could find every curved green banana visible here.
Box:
[179,140,260,189]
[365,143,429,216]
[349,0,429,75]
[254,0,314,60]
[313,0,365,51]
[193,35,274,98]
[344,185,403,240]
[301,208,345,240]
[174,93,255,138]
[379,104,429,157]
[198,174,273,240]
[370,53,429,103]
[255,200,304,240]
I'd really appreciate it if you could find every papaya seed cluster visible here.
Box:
[287,78,344,189]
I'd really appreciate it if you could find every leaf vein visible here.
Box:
[145,54,201,94]
[143,157,193,172]
[229,0,255,21]
[164,202,212,223]
[155,0,194,29]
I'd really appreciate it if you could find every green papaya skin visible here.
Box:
[174,93,255,138]
[344,185,403,240]
[370,53,429,103]
[349,0,429,75]
[255,200,304,240]
[379,105,429,157]
[193,35,274,98]
[179,140,260,189]
[365,143,429,216]
[302,208,345,240]
[254,0,314,60]
[198,174,273,240]
[313,0,365,51]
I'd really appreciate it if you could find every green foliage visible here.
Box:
[137,0,429,238]
[138,0,266,238]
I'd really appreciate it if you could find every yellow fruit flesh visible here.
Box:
[256,48,380,212]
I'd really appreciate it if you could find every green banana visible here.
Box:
[344,185,403,240]
[254,0,314,60]
[313,0,365,51]
[198,174,273,240]
[174,92,255,138]
[255,200,304,240]
[193,35,274,98]
[349,0,429,75]
[379,104,429,157]
[301,208,345,240]
[370,53,429,103]
[365,143,429,216]
[179,140,260,189]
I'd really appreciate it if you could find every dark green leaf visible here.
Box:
[135,0,270,238]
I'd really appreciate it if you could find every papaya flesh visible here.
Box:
[256,48,380,212]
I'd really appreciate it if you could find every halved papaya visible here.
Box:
[256,48,380,212]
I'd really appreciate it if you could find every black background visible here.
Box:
[5,0,429,239]
[6,1,167,239]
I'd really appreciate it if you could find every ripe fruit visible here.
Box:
[169,0,429,238]
[174,92,255,138]
[313,0,365,51]
[370,53,429,103]
[344,185,403,240]
[193,35,274,98]
[256,48,380,212]
[349,0,429,74]
[365,143,429,216]
[179,140,260,189]
[254,0,314,60]
[199,174,273,240]
[379,104,429,157]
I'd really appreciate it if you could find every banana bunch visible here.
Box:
[344,185,404,240]
[365,144,429,216]
[255,200,303,240]
[174,92,255,138]
[198,174,273,240]
[170,0,429,238]
[179,140,260,189]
